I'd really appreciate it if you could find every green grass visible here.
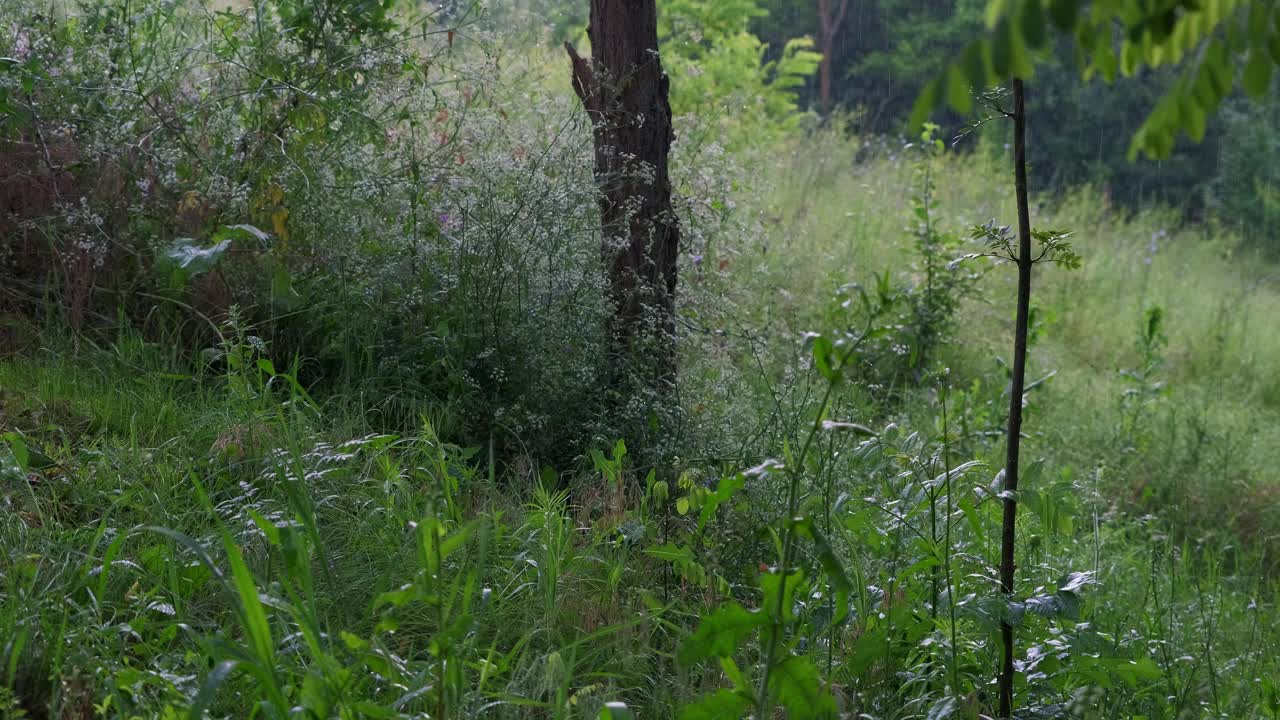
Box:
[696,126,1280,532]
[3,130,1280,718]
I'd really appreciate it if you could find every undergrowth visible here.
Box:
[2,2,1279,718]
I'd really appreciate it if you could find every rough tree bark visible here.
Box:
[998,77,1033,719]
[565,0,680,392]
[817,0,850,110]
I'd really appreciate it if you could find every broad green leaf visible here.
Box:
[2,432,28,472]
[1121,40,1141,76]
[946,65,973,114]
[645,542,696,565]
[340,631,368,651]
[1205,39,1234,104]
[760,571,805,623]
[1183,95,1207,141]
[678,602,767,666]
[1048,0,1079,30]
[1092,34,1118,82]
[1270,32,1280,63]
[1019,0,1048,49]
[1243,49,1273,98]
[271,266,296,309]
[1248,2,1271,45]
[992,18,1015,77]
[678,689,752,720]
[767,656,837,720]
[986,0,1012,29]
[909,76,943,132]
[0,432,54,472]
[698,473,744,533]
[789,517,853,592]
[810,334,837,380]
[720,657,749,690]
[959,41,991,89]
[846,622,888,675]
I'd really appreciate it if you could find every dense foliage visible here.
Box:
[1,1,1278,719]
[754,0,1279,241]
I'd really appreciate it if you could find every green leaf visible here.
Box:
[809,334,837,381]
[946,65,973,114]
[986,0,1012,29]
[1048,0,1079,31]
[677,602,768,666]
[2,432,29,472]
[909,77,942,132]
[992,18,1015,77]
[1248,2,1271,46]
[645,542,695,565]
[760,571,805,623]
[1243,49,1273,98]
[1205,39,1234,105]
[271,266,296,309]
[224,540,275,666]
[789,517,853,593]
[1091,34,1117,82]
[340,631,368,651]
[678,689,752,720]
[1269,32,1280,64]
[698,473,744,533]
[845,621,888,675]
[959,41,991,90]
[767,656,837,720]
[1182,95,1207,141]
[1019,0,1048,50]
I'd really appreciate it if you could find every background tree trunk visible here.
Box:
[565,0,680,392]
[817,0,849,111]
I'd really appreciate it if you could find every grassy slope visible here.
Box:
[741,130,1280,541]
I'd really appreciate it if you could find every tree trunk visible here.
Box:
[998,77,1033,719]
[817,0,849,111]
[565,0,680,392]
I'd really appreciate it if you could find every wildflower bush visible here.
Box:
[0,0,622,460]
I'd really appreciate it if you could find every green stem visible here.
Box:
[942,381,959,695]
[757,321,874,717]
